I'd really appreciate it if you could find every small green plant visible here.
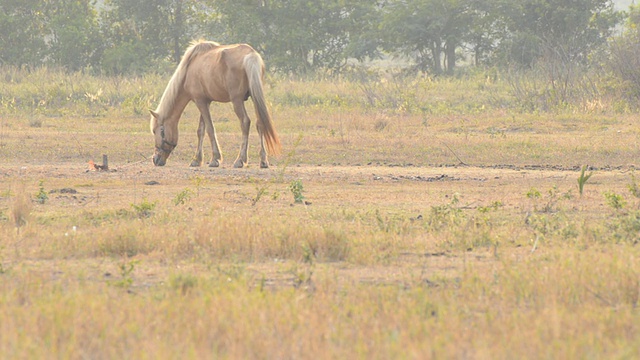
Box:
[190,175,206,196]
[289,262,315,290]
[251,180,270,206]
[131,198,156,218]
[478,201,504,213]
[607,209,640,244]
[577,165,593,196]
[526,187,541,199]
[526,212,578,245]
[108,260,140,289]
[628,173,640,198]
[427,194,465,231]
[527,186,572,213]
[35,180,48,204]
[251,134,303,206]
[604,191,625,210]
[173,188,193,206]
[289,180,305,203]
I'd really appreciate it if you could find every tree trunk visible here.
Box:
[172,0,183,64]
[445,40,456,74]
[431,41,442,74]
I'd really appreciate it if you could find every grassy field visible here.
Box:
[1,66,640,358]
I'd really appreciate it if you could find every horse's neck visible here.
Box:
[159,93,190,126]
[157,63,192,125]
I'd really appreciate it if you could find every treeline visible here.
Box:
[0,0,637,77]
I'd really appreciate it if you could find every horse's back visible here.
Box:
[217,44,258,71]
[185,43,258,102]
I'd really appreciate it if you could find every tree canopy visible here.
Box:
[0,0,626,75]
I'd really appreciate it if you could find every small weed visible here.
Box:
[478,201,503,213]
[604,191,625,210]
[607,209,640,244]
[173,188,193,206]
[35,180,48,204]
[427,194,465,231]
[527,186,572,213]
[526,188,541,199]
[131,199,156,218]
[108,259,140,289]
[169,274,199,295]
[251,134,302,206]
[289,180,305,203]
[628,173,640,198]
[289,262,315,290]
[301,242,316,264]
[251,180,270,206]
[191,175,206,196]
[577,165,593,197]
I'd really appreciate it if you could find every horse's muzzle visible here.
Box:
[153,153,166,166]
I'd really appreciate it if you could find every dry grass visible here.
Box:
[9,183,32,230]
[1,68,640,358]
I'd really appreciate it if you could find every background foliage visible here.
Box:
[0,1,629,73]
[2,1,640,109]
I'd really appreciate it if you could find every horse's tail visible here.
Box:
[244,52,281,156]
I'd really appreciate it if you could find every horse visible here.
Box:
[150,40,281,168]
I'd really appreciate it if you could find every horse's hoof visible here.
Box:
[208,160,221,167]
[233,160,246,168]
[190,160,202,167]
[260,161,269,169]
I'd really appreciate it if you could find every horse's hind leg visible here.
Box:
[232,99,250,168]
[190,115,205,167]
[195,100,222,167]
[257,125,269,168]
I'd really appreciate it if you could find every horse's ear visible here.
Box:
[149,110,159,119]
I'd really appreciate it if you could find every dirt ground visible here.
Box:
[2,158,633,291]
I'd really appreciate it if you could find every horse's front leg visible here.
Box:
[232,100,250,168]
[195,100,222,167]
[190,115,205,167]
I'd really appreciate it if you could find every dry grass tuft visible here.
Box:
[191,216,350,262]
[10,184,31,229]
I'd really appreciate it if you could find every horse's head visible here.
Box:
[150,110,177,166]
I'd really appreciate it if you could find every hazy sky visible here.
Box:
[615,0,635,10]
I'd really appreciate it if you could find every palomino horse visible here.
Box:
[150,40,281,167]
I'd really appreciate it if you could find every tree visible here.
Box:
[212,0,381,73]
[100,0,207,74]
[0,0,48,67]
[45,0,102,71]
[497,0,621,67]
[465,0,503,66]
[380,0,472,74]
[608,4,640,98]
